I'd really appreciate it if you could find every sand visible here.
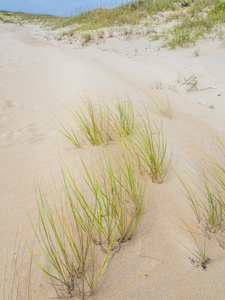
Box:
[0,22,225,299]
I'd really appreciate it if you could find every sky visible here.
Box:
[0,0,127,16]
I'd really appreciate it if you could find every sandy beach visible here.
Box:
[1,22,225,299]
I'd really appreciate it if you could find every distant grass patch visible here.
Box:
[163,0,225,49]
[80,31,92,45]
[0,10,60,26]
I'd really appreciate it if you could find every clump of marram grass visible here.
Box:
[30,149,144,298]
[177,167,225,230]
[130,117,171,184]
[177,140,225,230]
[163,0,224,49]
[151,96,173,119]
[96,29,104,39]
[63,149,144,245]
[81,32,92,45]
[60,100,112,147]
[30,183,116,299]
[179,221,210,270]
[59,97,136,148]
[109,97,135,138]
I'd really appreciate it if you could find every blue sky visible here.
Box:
[0,0,127,16]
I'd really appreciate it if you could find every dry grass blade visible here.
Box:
[179,221,209,270]
[57,120,82,148]
[151,96,173,119]
[175,170,201,223]
[177,158,225,230]
[182,74,199,92]
[3,234,33,300]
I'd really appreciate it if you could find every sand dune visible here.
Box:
[0,23,225,299]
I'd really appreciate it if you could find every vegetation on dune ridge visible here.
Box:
[0,1,178,28]
[1,96,170,298]
[0,1,224,48]
[163,0,225,49]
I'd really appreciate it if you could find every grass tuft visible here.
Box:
[130,116,170,183]
[163,0,225,49]
[110,96,135,137]
[179,221,209,270]
[81,31,92,45]
[151,95,173,119]
[177,139,225,230]
[60,100,112,147]
[29,148,144,297]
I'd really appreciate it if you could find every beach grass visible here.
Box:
[29,146,144,297]
[50,0,178,32]
[129,116,170,184]
[180,221,209,269]
[30,183,116,298]
[1,1,224,48]
[59,97,136,147]
[63,149,144,245]
[163,0,225,49]
[59,100,112,147]
[151,96,173,119]
[3,236,33,300]
[177,168,224,229]
[177,140,225,230]
[110,96,135,137]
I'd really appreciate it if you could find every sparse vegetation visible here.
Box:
[177,140,225,231]
[59,97,136,147]
[3,236,33,300]
[163,0,225,49]
[180,221,209,270]
[108,27,114,37]
[178,74,200,92]
[96,29,104,39]
[194,48,200,57]
[2,0,225,297]
[29,147,144,298]
[60,100,112,147]
[131,117,170,183]
[30,183,113,298]
[151,96,173,119]
[23,95,171,297]
[110,97,135,137]
[81,31,92,45]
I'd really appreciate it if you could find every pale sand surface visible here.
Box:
[1,23,225,299]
